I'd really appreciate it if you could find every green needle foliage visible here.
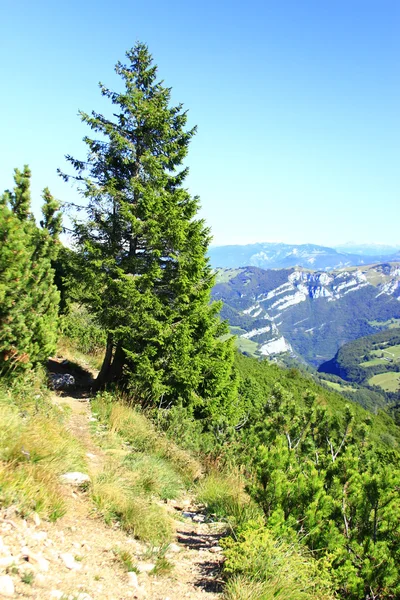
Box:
[237,375,400,598]
[0,166,61,375]
[61,43,237,425]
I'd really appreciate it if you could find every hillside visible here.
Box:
[209,242,400,270]
[234,353,400,447]
[319,328,400,394]
[1,340,400,599]
[212,263,400,366]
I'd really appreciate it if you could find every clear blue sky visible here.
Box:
[1,0,399,247]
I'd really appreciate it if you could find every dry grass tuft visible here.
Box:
[0,376,86,520]
[92,459,173,545]
[196,469,262,527]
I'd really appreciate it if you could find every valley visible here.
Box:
[212,262,400,370]
[319,329,400,393]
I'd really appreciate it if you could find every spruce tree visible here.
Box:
[0,168,61,375]
[61,43,237,421]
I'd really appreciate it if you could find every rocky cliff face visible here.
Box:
[213,264,400,366]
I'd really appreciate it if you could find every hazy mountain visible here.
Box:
[208,242,400,270]
[335,243,400,257]
[212,263,400,367]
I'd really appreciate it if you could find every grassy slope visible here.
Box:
[323,380,357,392]
[368,371,400,392]
[235,353,400,448]
[215,268,245,284]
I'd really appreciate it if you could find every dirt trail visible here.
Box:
[1,365,225,599]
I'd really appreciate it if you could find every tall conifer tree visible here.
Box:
[61,43,237,420]
[0,168,61,374]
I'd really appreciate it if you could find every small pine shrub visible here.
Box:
[21,571,35,585]
[152,556,174,576]
[112,547,138,572]
[0,168,61,377]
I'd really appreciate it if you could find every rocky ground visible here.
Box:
[0,367,225,599]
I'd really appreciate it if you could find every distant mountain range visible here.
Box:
[208,242,400,271]
[212,263,400,367]
[334,243,400,257]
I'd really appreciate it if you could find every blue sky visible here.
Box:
[1,0,399,247]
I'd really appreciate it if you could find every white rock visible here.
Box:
[0,556,14,568]
[31,513,41,527]
[32,531,48,542]
[0,543,9,557]
[209,545,223,553]
[127,572,145,598]
[137,563,155,573]
[76,594,93,600]
[192,514,206,523]
[35,573,46,587]
[127,571,139,587]
[0,575,14,597]
[49,592,63,599]
[167,543,181,553]
[29,553,50,572]
[60,472,91,486]
[60,553,82,570]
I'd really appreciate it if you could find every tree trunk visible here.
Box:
[96,339,125,389]
[96,334,114,388]
[107,341,125,382]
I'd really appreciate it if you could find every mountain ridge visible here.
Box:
[209,241,400,271]
[212,262,400,367]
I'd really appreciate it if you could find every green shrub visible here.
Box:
[196,470,262,528]
[60,304,106,356]
[222,522,335,600]
[157,403,214,454]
